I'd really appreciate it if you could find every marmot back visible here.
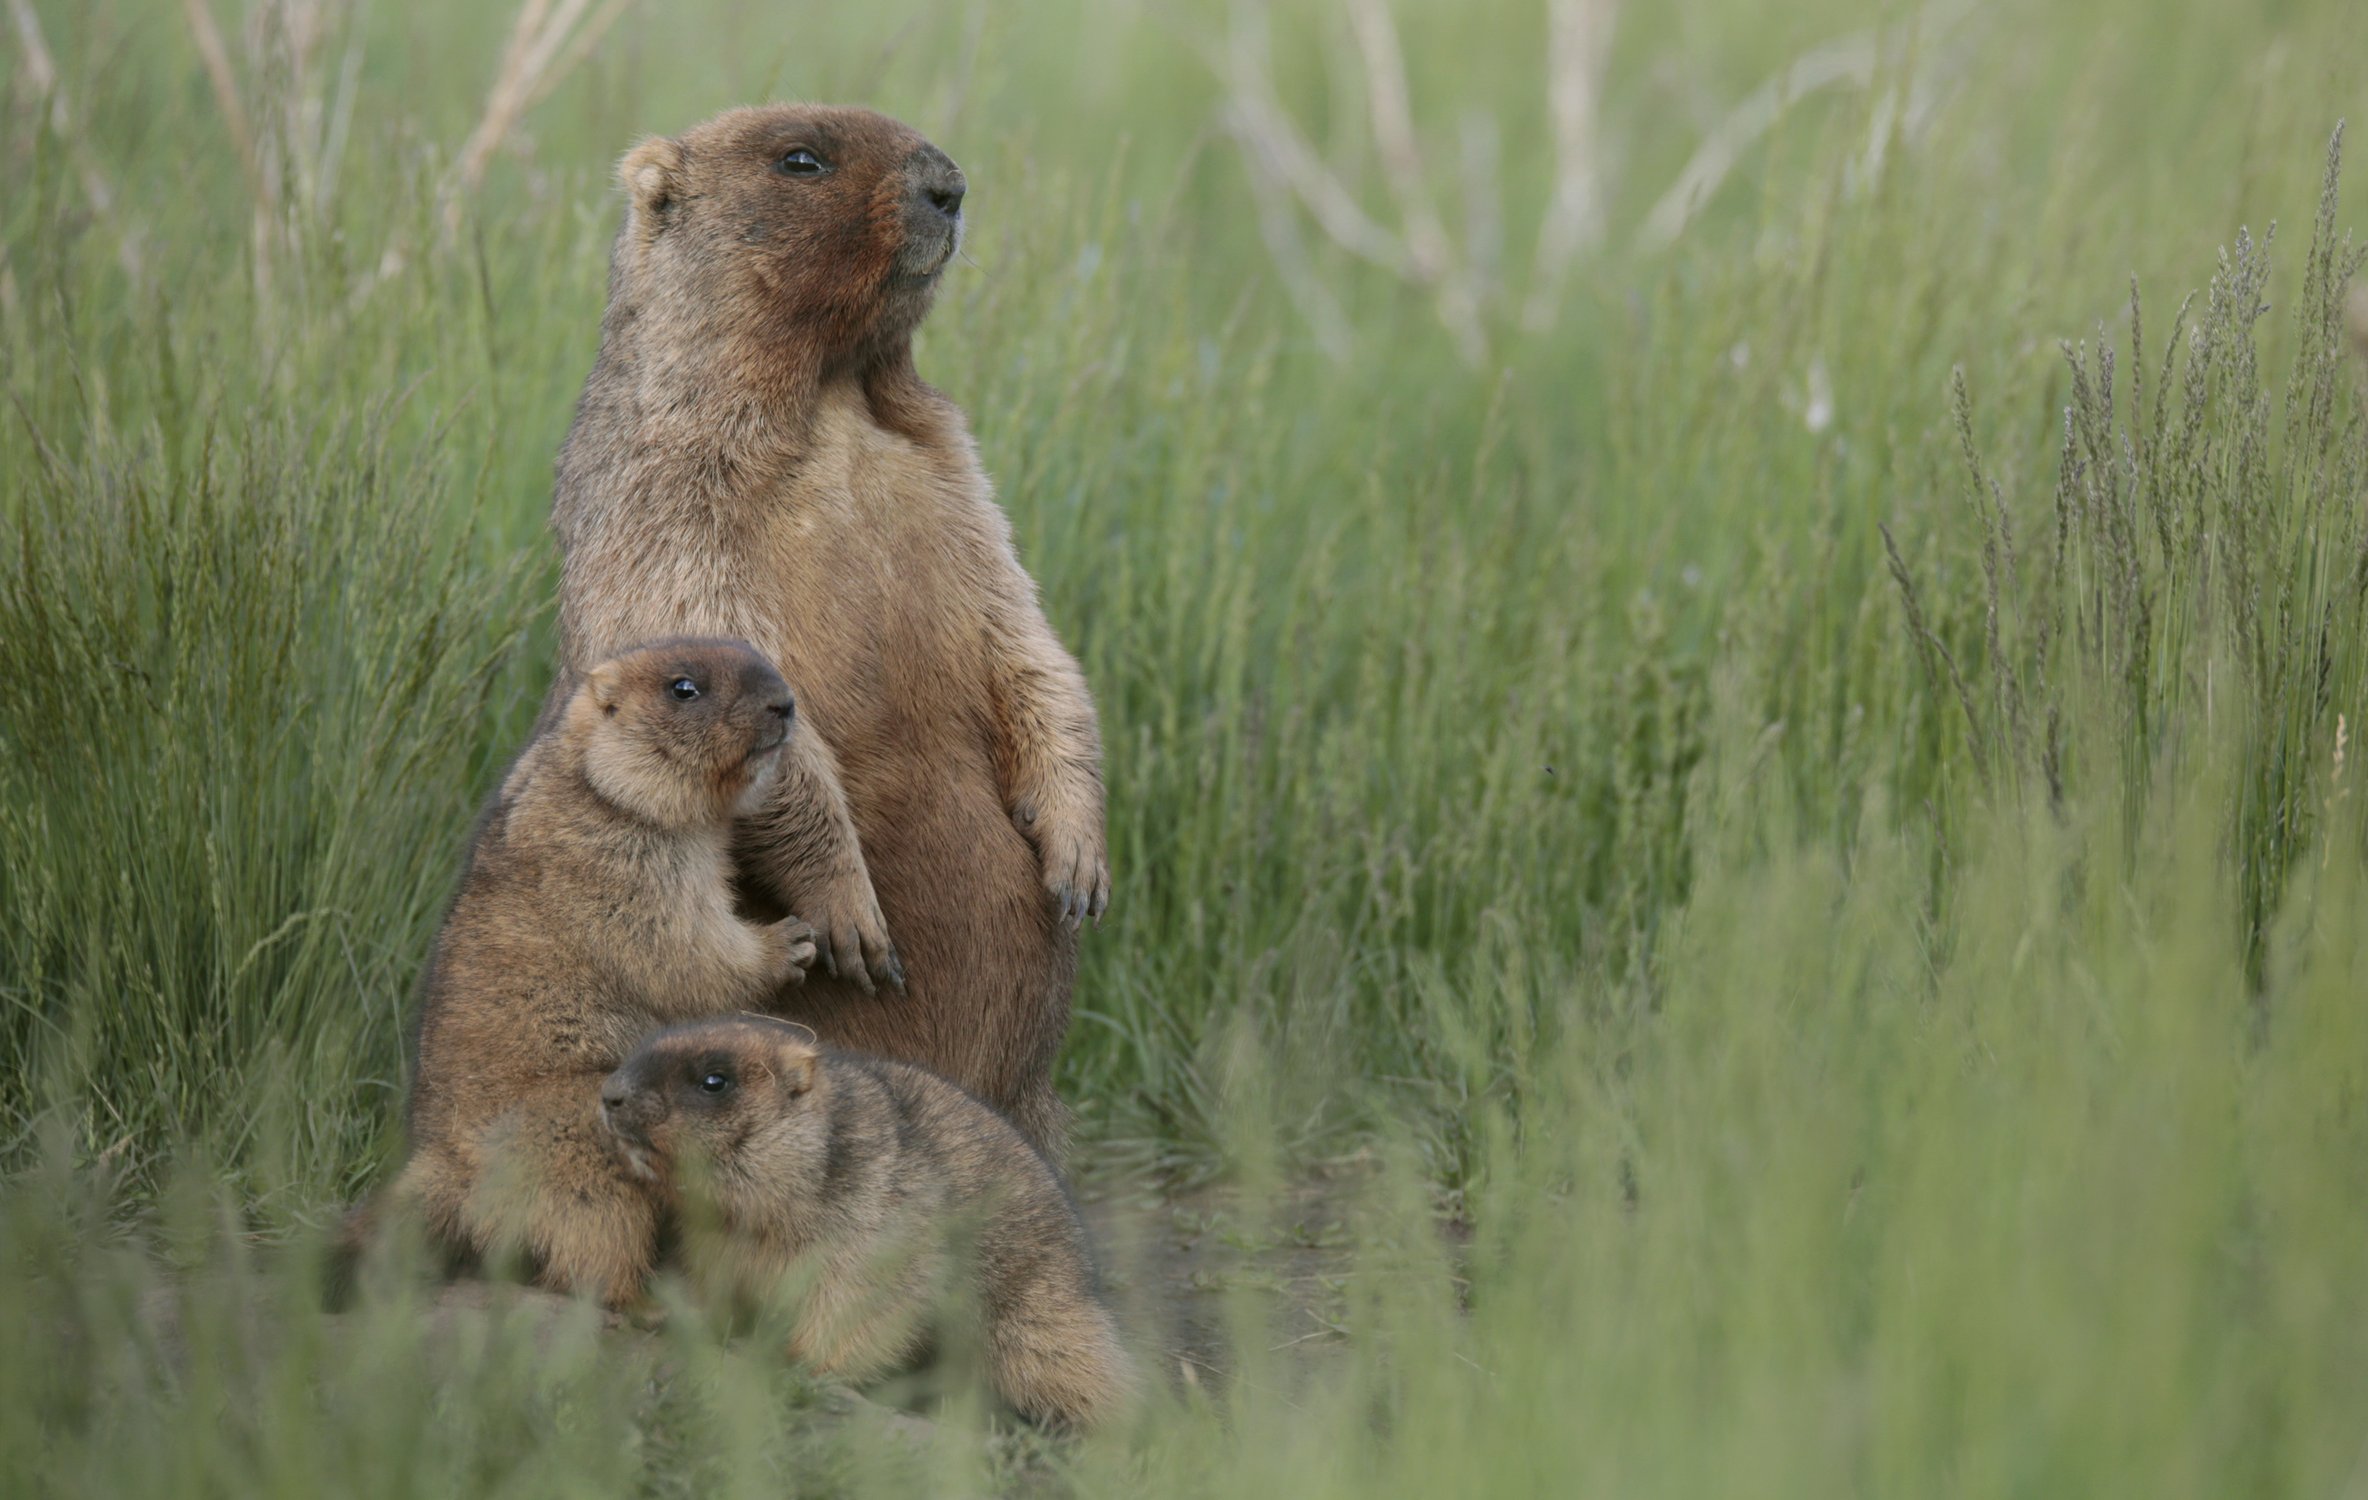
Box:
[551,104,1109,1158]
[379,638,817,1306]
[601,1015,1134,1431]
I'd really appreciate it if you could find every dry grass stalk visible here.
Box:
[1521,0,1615,330]
[1636,0,1972,253]
[176,0,370,302]
[449,0,563,202]
[1340,0,1452,283]
[330,0,628,302]
[251,0,355,218]
[7,0,56,98]
[1634,32,1877,252]
[1231,114,1355,361]
[9,0,141,283]
[445,0,641,232]
[522,0,636,111]
[180,0,259,179]
[1340,0,1484,356]
[1457,112,1504,297]
[1213,0,1619,365]
[1219,3,1415,276]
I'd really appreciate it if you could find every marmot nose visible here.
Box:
[600,1078,630,1112]
[912,147,965,220]
[769,696,794,722]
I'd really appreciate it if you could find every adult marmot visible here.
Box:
[548,104,1106,1155]
[388,639,814,1305]
[601,1014,1134,1431]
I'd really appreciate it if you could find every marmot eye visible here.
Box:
[776,148,827,176]
[669,678,700,701]
[698,1071,731,1094]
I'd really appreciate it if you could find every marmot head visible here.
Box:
[599,1015,827,1186]
[567,638,795,828]
[615,104,965,371]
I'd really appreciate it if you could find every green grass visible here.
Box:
[4,0,2368,1492]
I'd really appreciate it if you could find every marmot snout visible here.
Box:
[601,1016,1135,1431]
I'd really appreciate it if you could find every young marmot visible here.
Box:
[385,638,816,1306]
[600,1015,1134,1432]
[549,104,1107,1156]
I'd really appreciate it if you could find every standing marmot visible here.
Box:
[600,1014,1134,1431]
[388,638,814,1305]
[549,104,1106,1155]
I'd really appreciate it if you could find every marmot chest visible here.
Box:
[571,429,994,758]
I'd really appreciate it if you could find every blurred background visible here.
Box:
[3,0,2367,1493]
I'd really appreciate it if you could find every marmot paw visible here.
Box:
[763,917,820,987]
[804,874,904,995]
[1035,824,1110,930]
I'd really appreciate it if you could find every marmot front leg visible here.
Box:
[736,728,903,992]
[987,601,1109,928]
[459,1073,664,1310]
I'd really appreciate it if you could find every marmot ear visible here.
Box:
[585,662,624,713]
[620,136,685,222]
[776,1046,818,1098]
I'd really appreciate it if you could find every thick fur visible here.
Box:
[603,1016,1134,1432]
[381,640,815,1306]
[548,104,1106,1156]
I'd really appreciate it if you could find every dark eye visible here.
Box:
[698,1071,731,1094]
[776,148,826,176]
[669,678,700,701]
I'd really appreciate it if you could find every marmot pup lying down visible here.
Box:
[601,1015,1134,1431]
[377,639,816,1305]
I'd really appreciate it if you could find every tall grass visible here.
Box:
[0,408,531,1203]
[10,799,2367,1496]
[3,0,2368,1491]
[1886,129,2368,970]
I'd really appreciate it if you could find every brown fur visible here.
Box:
[548,104,1106,1157]
[602,1015,1134,1431]
[384,639,815,1306]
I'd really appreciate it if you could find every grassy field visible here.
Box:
[5,0,2368,1492]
